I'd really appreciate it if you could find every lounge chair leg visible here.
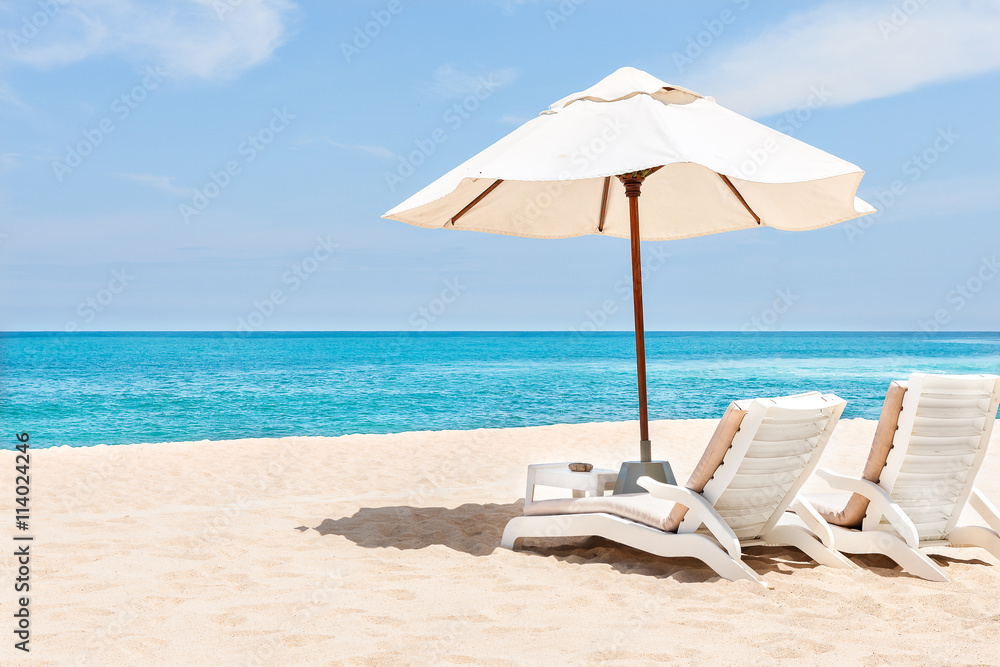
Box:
[885,540,949,581]
[501,516,772,587]
[699,554,771,588]
[828,526,950,581]
[711,556,771,589]
[501,517,535,550]
[648,534,772,588]
[948,526,1000,561]
[764,525,857,570]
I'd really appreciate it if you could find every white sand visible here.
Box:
[5,418,1000,666]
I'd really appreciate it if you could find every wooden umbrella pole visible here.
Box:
[619,172,651,462]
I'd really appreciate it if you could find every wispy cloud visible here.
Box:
[488,0,534,15]
[422,64,517,98]
[0,82,28,109]
[0,150,60,168]
[330,142,397,159]
[499,113,531,125]
[114,172,191,197]
[3,0,296,80]
[864,171,1000,222]
[292,136,397,160]
[684,0,1000,117]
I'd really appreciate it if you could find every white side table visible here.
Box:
[525,463,619,506]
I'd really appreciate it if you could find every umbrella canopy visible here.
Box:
[384,66,873,477]
[385,67,874,240]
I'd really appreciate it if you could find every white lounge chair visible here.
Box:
[501,392,852,588]
[798,373,1000,582]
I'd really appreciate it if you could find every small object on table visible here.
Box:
[568,462,593,472]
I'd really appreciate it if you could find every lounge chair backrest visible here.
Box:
[816,380,906,528]
[679,392,846,540]
[866,373,1000,539]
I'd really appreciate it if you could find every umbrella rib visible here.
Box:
[597,176,610,232]
[449,179,504,226]
[718,174,761,225]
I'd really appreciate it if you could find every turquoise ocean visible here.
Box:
[1,332,999,449]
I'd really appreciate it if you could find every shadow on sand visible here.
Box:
[305,503,997,582]
[309,502,522,557]
[304,502,845,582]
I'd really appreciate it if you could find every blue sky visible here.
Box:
[1,0,998,332]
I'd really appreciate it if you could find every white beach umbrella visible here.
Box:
[384,67,874,491]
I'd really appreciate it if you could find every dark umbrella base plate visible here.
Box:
[612,461,677,495]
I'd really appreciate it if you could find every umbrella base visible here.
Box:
[612,460,677,495]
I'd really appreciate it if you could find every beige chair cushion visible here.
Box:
[521,401,750,532]
[815,381,907,528]
[664,401,748,529]
[523,493,676,531]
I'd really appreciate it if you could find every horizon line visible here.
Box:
[2,330,998,335]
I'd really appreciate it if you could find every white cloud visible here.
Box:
[0,150,61,169]
[331,142,397,160]
[499,113,531,125]
[422,65,517,98]
[114,172,191,197]
[0,81,27,109]
[863,171,1000,222]
[3,0,296,80]
[292,136,397,160]
[682,0,1000,117]
[489,0,533,14]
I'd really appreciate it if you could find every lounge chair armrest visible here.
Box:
[814,468,920,548]
[970,487,1000,534]
[790,496,835,548]
[815,467,867,492]
[637,476,741,561]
